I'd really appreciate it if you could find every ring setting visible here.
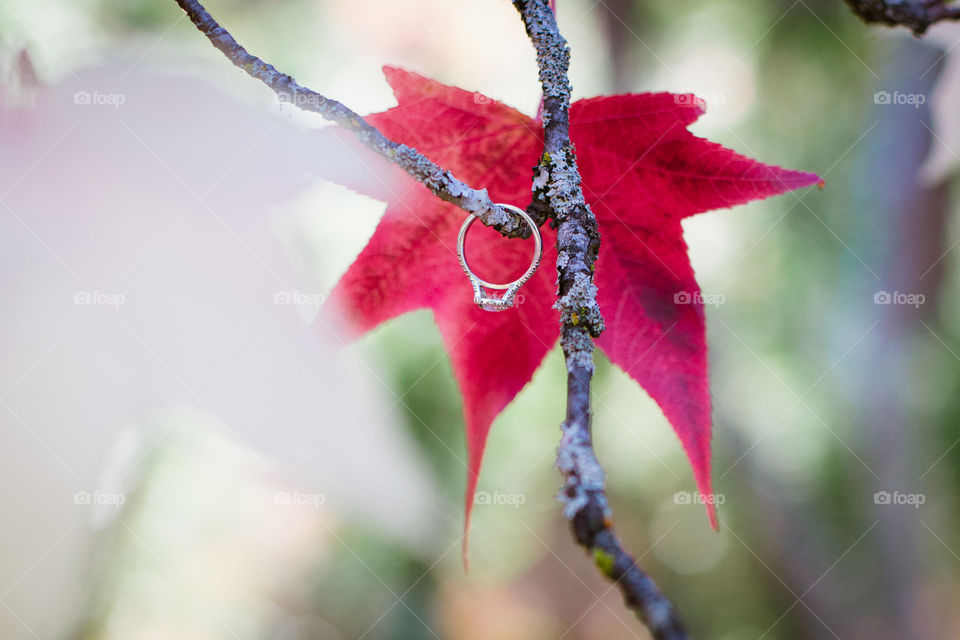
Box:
[457,203,543,312]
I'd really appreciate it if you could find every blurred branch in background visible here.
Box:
[853,35,948,639]
[597,0,636,92]
[719,25,954,640]
[845,0,960,35]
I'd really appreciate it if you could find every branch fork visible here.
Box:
[173,0,690,637]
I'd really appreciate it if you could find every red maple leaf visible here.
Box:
[321,67,821,538]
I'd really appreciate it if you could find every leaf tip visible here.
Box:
[461,526,472,573]
[381,64,405,80]
[686,431,720,531]
[694,473,721,531]
[462,477,478,573]
[706,500,720,531]
[676,93,708,120]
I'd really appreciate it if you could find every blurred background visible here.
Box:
[1,0,958,638]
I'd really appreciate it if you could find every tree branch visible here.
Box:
[172,0,531,237]
[844,0,960,35]
[512,2,690,638]
[177,0,691,634]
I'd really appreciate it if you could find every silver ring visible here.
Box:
[457,203,542,312]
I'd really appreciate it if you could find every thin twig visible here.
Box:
[512,2,691,638]
[844,0,960,35]
[172,0,531,237]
